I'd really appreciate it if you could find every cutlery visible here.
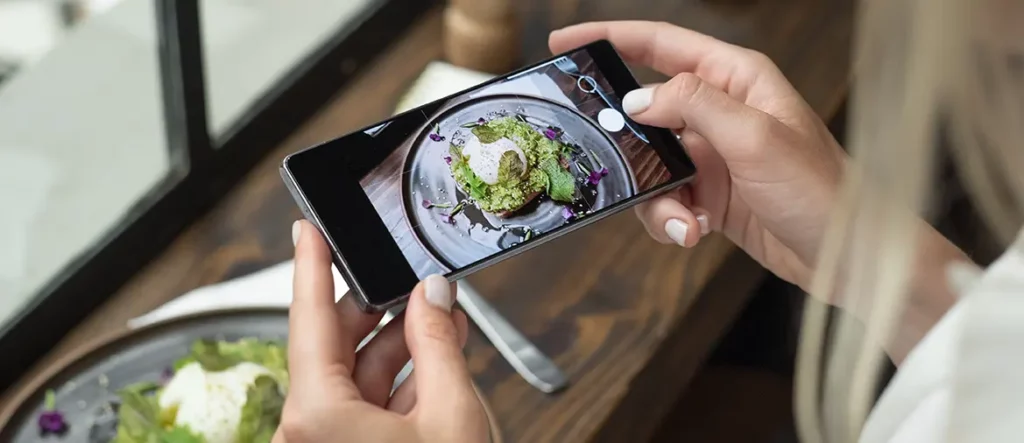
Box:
[553,56,650,143]
[456,282,569,393]
[392,282,569,394]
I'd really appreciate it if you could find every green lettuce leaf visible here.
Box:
[114,382,161,443]
[496,151,525,182]
[161,427,205,443]
[235,376,285,443]
[539,157,576,202]
[113,382,205,443]
[471,125,501,144]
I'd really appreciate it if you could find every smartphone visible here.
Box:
[281,40,696,311]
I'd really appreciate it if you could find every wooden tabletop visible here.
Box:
[1,1,853,441]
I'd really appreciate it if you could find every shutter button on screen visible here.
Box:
[598,108,625,133]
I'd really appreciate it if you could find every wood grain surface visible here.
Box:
[2,1,854,441]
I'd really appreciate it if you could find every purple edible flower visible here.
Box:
[443,155,452,165]
[442,213,456,225]
[428,133,445,142]
[38,390,68,435]
[587,167,609,186]
[561,206,574,220]
[477,118,486,124]
[422,199,432,209]
[543,128,558,140]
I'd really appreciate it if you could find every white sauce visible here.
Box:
[461,135,527,185]
[159,362,274,443]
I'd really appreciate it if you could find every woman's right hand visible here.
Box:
[551,22,848,290]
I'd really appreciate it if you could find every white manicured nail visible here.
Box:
[665,219,689,246]
[696,214,710,235]
[292,220,301,247]
[622,87,654,115]
[424,274,452,312]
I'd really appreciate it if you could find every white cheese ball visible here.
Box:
[159,362,274,443]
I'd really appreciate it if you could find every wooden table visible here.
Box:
[1,1,853,441]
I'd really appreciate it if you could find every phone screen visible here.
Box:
[285,41,695,307]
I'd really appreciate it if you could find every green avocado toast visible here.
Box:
[448,117,577,215]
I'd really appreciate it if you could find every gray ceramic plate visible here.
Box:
[402,94,637,271]
[0,310,502,442]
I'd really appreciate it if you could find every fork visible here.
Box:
[553,57,649,143]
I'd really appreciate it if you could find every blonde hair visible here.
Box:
[795,0,1024,442]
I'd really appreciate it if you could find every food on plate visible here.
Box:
[447,116,578,216]
[110,338,287,443]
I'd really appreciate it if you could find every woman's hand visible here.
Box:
[274,220,490,443]
[550,22,847,289]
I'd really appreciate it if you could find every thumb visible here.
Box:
[405,275,477,420]
[622,72,776,164]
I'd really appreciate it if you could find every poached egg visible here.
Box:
[461,135,527,185]
[159,361,274,443]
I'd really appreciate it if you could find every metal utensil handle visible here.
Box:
[582,76,650,143]
[456,282,569,393]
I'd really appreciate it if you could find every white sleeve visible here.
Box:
[946,232,1024,443]
[860,229,1024,443]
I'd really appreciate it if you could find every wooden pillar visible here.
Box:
[443,0,520,74]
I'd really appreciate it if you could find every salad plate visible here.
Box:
[0,308,501,443]
[402,94,636,271]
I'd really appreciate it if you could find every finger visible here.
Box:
[387,372,417,414]
[549,21,743,77]
[387,310,468,414]
[635,196,703,247]
[404,276,476,420]
[335,294,385,355]
[622,73,777,165]
[288,220,358,399]
[352,312,409,407]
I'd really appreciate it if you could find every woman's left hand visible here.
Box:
[274,220,490,443]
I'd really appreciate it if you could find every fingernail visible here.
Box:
[665,219,689,247]
[622,87,654,115]
[424,274,452,312]
[292,220,301,247]
[696,214,710,235]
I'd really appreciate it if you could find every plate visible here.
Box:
[0,309,502,442]
[402,94,637,271]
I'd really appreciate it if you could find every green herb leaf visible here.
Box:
[471,125,501,144]
[457,162,488,202]
[539,157,576,203]
[45,389,56,410]
[235,376,284,443]
[448,143,463,164]
[496,151,525,182]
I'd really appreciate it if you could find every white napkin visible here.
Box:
[127,261,349,329]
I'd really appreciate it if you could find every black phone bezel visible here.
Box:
[283,40,696,310]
